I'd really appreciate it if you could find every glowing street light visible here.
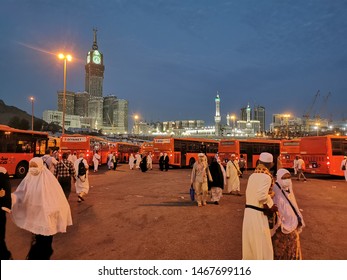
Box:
[58,53,72,134]
[315,122,320,136]
[283,114,291,138]
[230,114,236,128]
[133,114,140,134]
[30,96,34,130]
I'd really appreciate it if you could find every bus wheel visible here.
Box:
[189,158,195,168]
[15,161,29,179]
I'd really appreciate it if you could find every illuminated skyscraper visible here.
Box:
[253,105,266,132]
[54,29,129,132]
[85,28,105,98]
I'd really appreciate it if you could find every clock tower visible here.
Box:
[85,28,105,98]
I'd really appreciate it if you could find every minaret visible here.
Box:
[246,103,252,129]
[246,103,251,122]
[214,93,221,136]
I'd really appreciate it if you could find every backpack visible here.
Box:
[43,157,49,169]
[78,159,86,177]
[300,160,306,170]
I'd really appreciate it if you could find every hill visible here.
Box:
[0,99,34,125]
[0,99,65,133]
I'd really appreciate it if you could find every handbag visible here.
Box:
[267,211,278,229]
[245,204,278,229]
[190,184,195,201]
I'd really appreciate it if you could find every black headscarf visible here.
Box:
[0,169,12,209]
[208,159,224,190]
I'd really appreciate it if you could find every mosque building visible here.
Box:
[137,93,264,138]
[215,95,262,138]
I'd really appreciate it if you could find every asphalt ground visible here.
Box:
[5,164,347,260]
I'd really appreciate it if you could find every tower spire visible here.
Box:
[92,28,98,50]
[246,103,251,122]
[214,92,221,136]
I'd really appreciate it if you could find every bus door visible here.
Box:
[181,142,187,167]
[239,153,248,170]
[35,138,48,156]
[240,142,254,169]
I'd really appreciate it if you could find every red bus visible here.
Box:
[280,139,301,170]
[60,134,109,166]
[48,135,60,152]
[140,141,154,155]
[299,135,347,176]
[218,138,281,168]
[0,125,48,178]
[153,137,219,167]
[109,142,140,163]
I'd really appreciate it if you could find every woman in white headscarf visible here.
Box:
[271,168,305,260]
[11,157,72,259]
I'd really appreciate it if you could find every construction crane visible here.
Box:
[317,92,331,120]
[303,90,320,120]
[302,90,320,132]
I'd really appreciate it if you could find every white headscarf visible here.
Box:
[11,157,72,236]
[274,168,305,234]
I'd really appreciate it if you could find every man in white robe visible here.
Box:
[68,151,78,164]
[135,153,141,169]
[92,151,101,172]
[74,153,89,202]
[147,152,153,170]
[242,152,277,260]
[129,154,135,170]
[107,152,113,170]
[226,154,241,195]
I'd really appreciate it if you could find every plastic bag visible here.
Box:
[190,184,195,201]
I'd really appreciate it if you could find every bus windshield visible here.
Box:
[0,125,48,177]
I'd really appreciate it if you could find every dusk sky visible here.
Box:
[1,0,347,128]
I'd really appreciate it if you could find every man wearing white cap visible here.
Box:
[226,154,242,195]
[191,153,212,207]
[242,152,277,260]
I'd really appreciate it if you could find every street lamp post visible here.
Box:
[58,53,72,135]
[30,96,34,130]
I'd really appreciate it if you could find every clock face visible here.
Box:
[93,55,101,64]
[87,54,90,63]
